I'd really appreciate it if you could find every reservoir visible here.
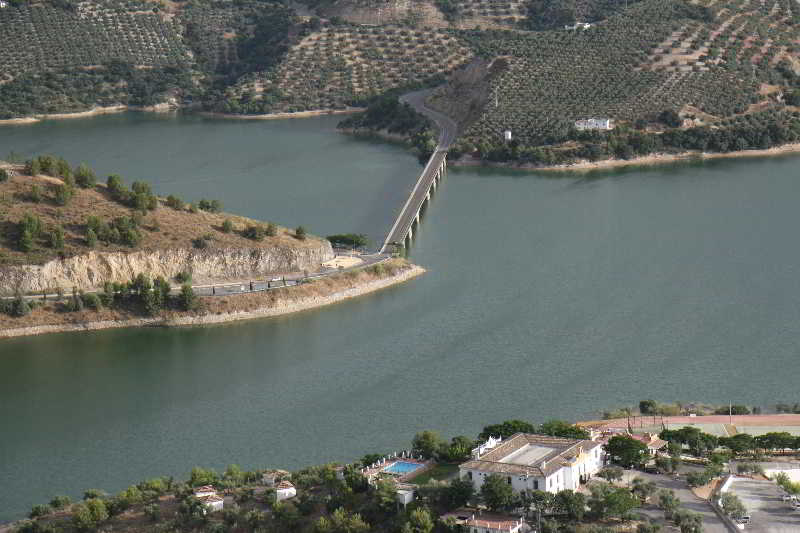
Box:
[3,114,800,520]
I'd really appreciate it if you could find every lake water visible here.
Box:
[2,114,800,521]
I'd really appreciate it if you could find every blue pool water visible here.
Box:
[383,461,424,475]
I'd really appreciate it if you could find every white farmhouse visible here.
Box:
[276,480,297,502]
[575,118,614,131]
[459,433,603,494]
[198,494,224,513]
[193,485,217,498]
[441,509,526,533]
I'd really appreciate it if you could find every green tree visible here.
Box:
[373,478,399,514]
[296,225,307,240]
[538,420,589,439]
[401,508,434,533]
[412,430,444,460]
[222,219,233,233]
[179,284,197,311]
[266,223,278,237]
[53,183,74,206]
[478,420,536,440]
[86,228,97,248]
[555,489,586,521]
[26,158,41,176]
[189,467,218,486]
[74,163,96,188]
[47,226,65,250]
[29,504,52,518]
[49,495,71,509]
[604,435,649,467]
[481,473,514,512]
[631,477,657,502]
[28,184,41,203]
[639,399,658,414]
[11,295,31,317]
[443,478,473,509]
[19,228,34,252]
[657,489,680,520]
[720,492,746,520]
[597,466,624,483]
[315,507,370,533]
[0,168,9,182]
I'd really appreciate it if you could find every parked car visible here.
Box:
[738,515,751,524]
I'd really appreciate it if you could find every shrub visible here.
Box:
[25,158,41,176]
[166,195,183,210]
[28,184,41,203]
[0,168,9,182]
[11,295,31,317]
[179,284,197,311]
[244,225,266,241]
[49,495,71,509]
[47,226,65,250]
[19,229,34,252]
[29,504,52,519]
[82,293,102,311]
[221,219,233,233]
[175,271,192,284]
[199,199,222,212]
[86,228,97,248]
[74,163,96,188]
[192,237,208,249]
[52,183,74,206]
[295,226,307,240]
[266,223,277,237]
[189,203,198,214]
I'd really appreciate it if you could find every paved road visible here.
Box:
[400,89,459,149]
[621,468,729,533]
[380,150,446,253]
[9,253,391,301]
[380,89,458,253]
[728,477,800,532]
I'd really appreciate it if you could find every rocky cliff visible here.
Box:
[0,243,334,294]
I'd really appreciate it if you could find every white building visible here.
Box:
[459,433,603,494]
[276,480,297,502]
[395,483,415,507]
[262,469,290,487]
[0,2,8,8]
[575,118,614,131]
[198,494,224,513]
[194,485,216,498]
[504,130,512,142]
[565,22,592,30]
[441,509,526,533]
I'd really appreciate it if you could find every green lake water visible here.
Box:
[2,113,800,520]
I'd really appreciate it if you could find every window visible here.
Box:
[533,480,538,490]
[507,476,512,484]
[468,471,473,480]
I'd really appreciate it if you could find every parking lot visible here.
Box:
[728,477,800,532]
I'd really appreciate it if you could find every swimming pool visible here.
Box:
[383,461,424,475]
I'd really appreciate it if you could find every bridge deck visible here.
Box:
[380,150,446,253]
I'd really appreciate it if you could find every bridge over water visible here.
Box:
[379,90,457,254]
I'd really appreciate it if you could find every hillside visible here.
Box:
[3,0,800,166]
[430,0,800,165]
[0,158,331,293]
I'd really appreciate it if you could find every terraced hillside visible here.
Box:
[0,0,188,83]
[219,25,473,114]
[435,0,799,161]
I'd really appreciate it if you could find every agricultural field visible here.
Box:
[220,24,473,114]
[0,0,188,84]
[446,0,794,152]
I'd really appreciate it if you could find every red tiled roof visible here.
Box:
[276,480,295,489]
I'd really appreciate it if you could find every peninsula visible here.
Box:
[0,158,423,338]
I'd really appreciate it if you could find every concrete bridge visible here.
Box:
[379,90,457,254]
